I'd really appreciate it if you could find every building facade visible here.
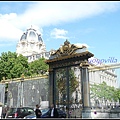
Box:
[88,57,118,108]
[16,26,53,63]
[88,57,118,88]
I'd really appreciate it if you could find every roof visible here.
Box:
[46,51,94,64]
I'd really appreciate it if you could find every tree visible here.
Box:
[0,52,29,80]
[90,81,119,107]
[0,51,49,81]
[0,51,18,80]
[114,88,120,103]
[11,54,29,78]
[28,57,49,76]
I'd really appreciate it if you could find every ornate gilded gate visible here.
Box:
[46,40,94,117]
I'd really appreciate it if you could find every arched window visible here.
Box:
[29,31,36,40]
[20,33,26,40]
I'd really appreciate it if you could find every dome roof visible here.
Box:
[20,26,43,42]
[20,33,27,40]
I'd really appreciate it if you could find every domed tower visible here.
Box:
[16,26,47,61]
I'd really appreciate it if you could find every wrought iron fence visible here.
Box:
[7,77,49,108]
[0,84,5,105]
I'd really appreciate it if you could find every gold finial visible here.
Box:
[64,39,70,45]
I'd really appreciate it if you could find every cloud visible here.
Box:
[17,1,119,28]
[74,43,89,48]
[50,28,68,39]
[0,1,119,42]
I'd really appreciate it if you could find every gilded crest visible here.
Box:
[51,39,87,58]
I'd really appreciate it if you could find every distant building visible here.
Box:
[88,57,118,107]
[88,57,118,88]
[16,26,54,62]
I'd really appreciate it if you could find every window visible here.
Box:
[33,55,35,60]
[36,54,40,58]
[29,31,36,38]
[22,108,27,113]
[22,43,25,48]
[30,43,34,48]
[19,108,25,113]
[27,108,34,114]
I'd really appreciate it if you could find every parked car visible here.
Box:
[23,113,36,119]
[23,108,49,119]
[5,107,35,118]
[41,108,67,118]
[24,108,49,119]
[24,107,67,119]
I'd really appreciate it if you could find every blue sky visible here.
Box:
[0,1,120,84]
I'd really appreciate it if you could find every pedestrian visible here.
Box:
[35,104,42,118]
[2,105,7,118]
[4,105,10,118]
[49,104,59,118]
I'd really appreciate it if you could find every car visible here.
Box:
[41,108,67,118]
[23,108,49,119]
[5,107,35,118]
[41,108,49,114]
[24,108,67,119]
[23,113,36,119]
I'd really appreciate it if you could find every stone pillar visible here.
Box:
[66,67,70,118]
[80,60,91,118]
[48,68,54,107]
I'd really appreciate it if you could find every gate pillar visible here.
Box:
[80,60,92,118]
[80,60,91,109]
[49,68,54,106]
[46,40,94,118]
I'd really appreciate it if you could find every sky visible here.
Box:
[0,1,120,84]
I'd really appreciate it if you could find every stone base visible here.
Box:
[82,108,92,118]
[82,108,120,119]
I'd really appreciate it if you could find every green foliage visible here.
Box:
[28,57,49,76]
[115,88,120,103]
[0,51,49,81]
[0,51,19,79]
[91,81,120,102]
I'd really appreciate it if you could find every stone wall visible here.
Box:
[90,108,120,118]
